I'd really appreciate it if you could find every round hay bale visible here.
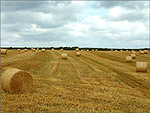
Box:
[144,50,149,54]
[92,49,94,52]
[76,48,80,52]
[131,51,136,54]
[42,49,45,52]
[52,48,55,52]
[131,54,136,59]
[139,51,144,55]
[1,49,7,55]
[126,56,132,63]
[61,53,67,60]
[32,49,36,52]
[60,49,63,52]
[120,50,123,51]
[136,62,147,72]
[126,50,128,51]
[1,68,33,94]
[18,49,21,52]
[76,52,81,57]
[24,49,27,52]
[81,50,84,51]
[115,50,118,51]
[87,50,89,51]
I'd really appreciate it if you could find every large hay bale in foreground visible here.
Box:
[1,49,7,55]
[131,54,136,59]
[136,62,147,72]
[1,68,33,94]
[126,56,132,62]
[76,52,81,57]
[42,49,45,52]
[61,53,67,59]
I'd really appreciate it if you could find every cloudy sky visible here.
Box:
[1,1,149,48]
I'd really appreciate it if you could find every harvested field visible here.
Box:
[1,50,150,112]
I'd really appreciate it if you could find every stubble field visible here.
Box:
[1,49,150,113]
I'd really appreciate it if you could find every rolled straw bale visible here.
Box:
[115,50,118,51]
[76,48,80,52]
[126,50,128,51]
[60,49,63,52]
[136,62,147,72]
[126,56,132,63]
[76,52,81,57]
[18,49,21,52]
[42,49,45,52]
[120,50,123,51]
[1,68,33,94]
[52,48,55,52]
[92,49,94,51]
[131,51,136,54]
[87,50,89,51]
[95,49,98,52]
[144,50,149,54]
[61,53,67,59]
[81,50,83,51]
[131,54,136,59]
[139,51,144,55]
[24,49,27,52]
[32,49,36,52]
[1,49,7,54]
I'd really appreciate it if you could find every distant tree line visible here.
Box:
[0,46,149,51]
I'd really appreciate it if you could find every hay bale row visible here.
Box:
[1,68,33,94]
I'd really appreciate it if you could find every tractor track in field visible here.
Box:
[68,53,105,85]
[81,53,149,98]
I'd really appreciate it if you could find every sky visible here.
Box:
[1,1,149,48]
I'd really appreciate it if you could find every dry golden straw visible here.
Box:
[136,62,147,72]
[126,56,132,63]
[1,49,7,54]
[1,68,33,94]
[61,53,67,60]
[76,52,81,57]
[131,54,136,59]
